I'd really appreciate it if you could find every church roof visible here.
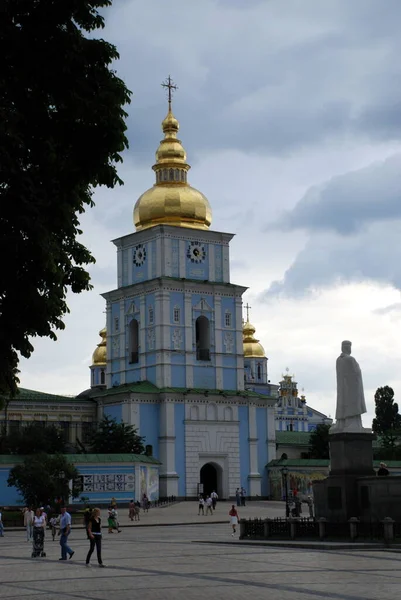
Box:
[276,431,313,445]
[93,381,271,399]
[267,458,401,469]
[0,453,161,465]
[2,388,89,404]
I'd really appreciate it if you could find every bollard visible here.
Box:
[382,517,395,545]
[318,517,327,541]
[239,518,246,540]
[348,517,359,541]
[263,519,270,539]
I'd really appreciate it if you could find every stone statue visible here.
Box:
[330,340,369,434]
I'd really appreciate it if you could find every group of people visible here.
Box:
[197,490,218,515]
[235,487,247,506]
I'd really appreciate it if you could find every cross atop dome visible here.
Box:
[161,75,178,111]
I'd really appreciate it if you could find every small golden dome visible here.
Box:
[92,327,107,366]
[134,99,212,231]
[243,321,266,358]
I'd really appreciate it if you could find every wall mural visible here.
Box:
[140,465,159,501]
[81,473,135,493]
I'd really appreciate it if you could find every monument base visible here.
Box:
[313,431,377,522]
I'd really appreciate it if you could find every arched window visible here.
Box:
[128,319,139,363]
[257,363,262,380]
[225,311,231,327]
[148,306,154,325]
[207,403,217,420]
[190,405,199,421]
[173,306,180,323]
[169,168,174,180]
[181,171,185,182]
[224,406,233,421]
[163,169,167,181]
[196,315,210,361]
[100,370,105,385]
[175,169,179,181]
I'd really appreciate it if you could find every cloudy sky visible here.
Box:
[20,0,401,425]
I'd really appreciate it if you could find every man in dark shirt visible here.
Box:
[377,462,389,476]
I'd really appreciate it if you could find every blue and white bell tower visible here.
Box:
[97,79,276,499]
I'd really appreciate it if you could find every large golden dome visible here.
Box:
[133,95,212,231]
[243,321,266,358]
[92,327,107,366]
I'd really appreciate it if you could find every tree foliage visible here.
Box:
[0,0,131,397]
[90,416,145,454]
[7,453,80,507]
[0,422,67,455]
[309,423,331,459]
[372,386,401,448]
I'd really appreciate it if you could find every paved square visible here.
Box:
[0,517,400,600]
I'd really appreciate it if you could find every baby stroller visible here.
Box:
[32,526,46,558]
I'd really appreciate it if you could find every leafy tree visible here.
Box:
[0,1,131,397]
[372,386,401,449]
[8,453,80,507]
[309,424,331,459]
[90,416,145,454]
[0,422,67,455]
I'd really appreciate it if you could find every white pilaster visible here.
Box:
[248,404,261,496]
[208,243,215,282]
[222,245,230,282]
[106,303,112,388]
[179,240,186,278]
[184,292,193,388]
[119,300,126,384]
[159,401,179,496]
[156,236,162,277]
[164,237,172,277]
[267,405,276,462]
[117,248,123,288]
[127,247,133,285]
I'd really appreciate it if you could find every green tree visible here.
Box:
[372,386,401,449]
[90,416,145,454]
[7,453,81,507]
[309,424,331,459]
[0,422,67,455]
[0,1,131,397]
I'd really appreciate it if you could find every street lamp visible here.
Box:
[281,467,290,519]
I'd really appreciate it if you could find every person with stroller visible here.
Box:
[32,507,46,557]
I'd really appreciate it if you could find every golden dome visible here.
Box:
[92,327,107,366]
[243,321,266,358]
[133,101,212,231]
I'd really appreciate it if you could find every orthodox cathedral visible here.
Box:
[0,83,331,501]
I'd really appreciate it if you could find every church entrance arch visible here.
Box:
[200,462,222,497]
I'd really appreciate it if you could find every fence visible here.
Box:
[239,517,399,544]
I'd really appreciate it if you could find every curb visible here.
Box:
[193,540,391,550]
[4,520,229,532]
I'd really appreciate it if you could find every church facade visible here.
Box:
[88,91,277,499]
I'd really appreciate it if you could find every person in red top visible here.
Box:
[229,505,239,536]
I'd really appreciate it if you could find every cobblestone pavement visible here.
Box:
[0,520,400,600]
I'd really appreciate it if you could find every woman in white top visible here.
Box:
[32,508,46,558]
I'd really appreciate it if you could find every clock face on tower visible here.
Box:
[187,241,206,264]
[133,243,147,267]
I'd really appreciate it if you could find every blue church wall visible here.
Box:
[170,292,184,323]
[174,403,186,496]
[145,293,156,325]
[214,245,223,282]
[146,365,157,386]
[111,373,120,387]
[111,302,120,331]
[221,355,236,368]
[125,367,141,384]
[223,369,237,390]
[238,406,250,491]
[171,365,186,388]
[193,366,216,389]
[191,293,214,310]
[221,297,236,328]
[171,239,180,277]
[151,240,157,278]
[139,404,160,458]
[103,404,122,423]
[256,407,268,496]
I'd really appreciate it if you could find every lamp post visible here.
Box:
[281,467,290,519]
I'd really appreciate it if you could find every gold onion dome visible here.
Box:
[243,321,266,358]
[133,83,212,231]
[92,327,107,366]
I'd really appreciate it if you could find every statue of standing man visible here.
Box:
[331,340,369,434]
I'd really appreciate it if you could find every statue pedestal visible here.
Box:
[313,432,376,522]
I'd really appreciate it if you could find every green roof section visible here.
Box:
[0,453,161,465]
[94,381,271,399]
[276,431,312,445]
[1,388,87,404]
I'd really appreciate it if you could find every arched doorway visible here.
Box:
[200,463,220,497]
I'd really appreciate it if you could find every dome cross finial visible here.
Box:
[244,302,251,322]
[161,75,178,111]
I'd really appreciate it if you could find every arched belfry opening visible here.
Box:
[200,463,222,497]
[129,319,139,363]
[196,315,210,361]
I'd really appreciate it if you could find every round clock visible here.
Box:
[133,243,147,267]
[187,241,206,264]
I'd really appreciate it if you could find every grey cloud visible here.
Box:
[270,154,401,235]
[372,303,401,316]
[262,220,401,298]
[102,0,401,164]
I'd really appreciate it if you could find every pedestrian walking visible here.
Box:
[198,495,205,515]
[59,506,74,561]
[142,494,150,512]
[86,508,105,568]
[229,505,239,536]
[205,496,213,515]
[235,488,241,507]
[32,508,46,557]
[107,507,121,533]
[0,507,4,537]
[128,499,135,521]
[49,515,59,541]
[84,507,93,539]
[240,487,246,506]
[24,507,34,542]
[211,490,218,510]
